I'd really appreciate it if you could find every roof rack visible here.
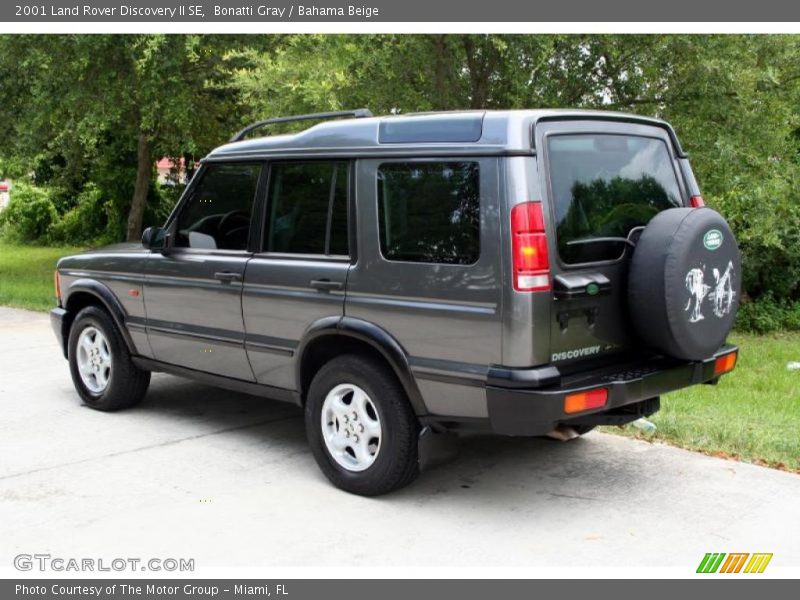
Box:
[230,108,374,143]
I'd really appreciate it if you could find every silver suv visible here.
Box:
[51,109,741,495]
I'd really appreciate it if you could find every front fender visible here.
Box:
[62,278,137,355]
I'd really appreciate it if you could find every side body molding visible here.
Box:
[62,278,137,355]
[296,316,428,416]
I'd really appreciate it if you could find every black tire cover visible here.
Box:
[628,207,740,361]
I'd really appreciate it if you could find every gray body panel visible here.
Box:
[242,255,348,389]
[500,156,552,368]
[57,243,152,358]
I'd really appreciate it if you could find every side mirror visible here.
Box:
[141,226,166,251]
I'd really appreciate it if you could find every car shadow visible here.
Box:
[132,373,651,504]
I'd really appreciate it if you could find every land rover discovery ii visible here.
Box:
[51,109,741,495]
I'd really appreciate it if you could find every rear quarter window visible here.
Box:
[547,134,682,264]
[377,161,480,265]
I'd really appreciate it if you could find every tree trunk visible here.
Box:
[432,35,450,110]
[462,37,488,109]
[126,132,152,242]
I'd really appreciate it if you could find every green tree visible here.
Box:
[0,34,267,240]
[1,34,799,320]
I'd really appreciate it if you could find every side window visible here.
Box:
[265,161,349,255]
[377,161,480,265]
[174,163,261,251]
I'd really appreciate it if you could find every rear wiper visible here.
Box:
[566,226,646,249]
[566,236,637,248]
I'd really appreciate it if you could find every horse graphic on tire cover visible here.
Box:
[684,260,736,323]
[685,268,711,323]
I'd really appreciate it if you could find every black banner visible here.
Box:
[3,0,800,22]
[3,580,796,600]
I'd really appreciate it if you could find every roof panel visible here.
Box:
[205,110,678,159]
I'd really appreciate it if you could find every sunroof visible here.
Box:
[379,113,484,144]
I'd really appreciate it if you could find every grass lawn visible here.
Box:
[1,243,798,472]
[0,243,84,311]
[605,331,800,472]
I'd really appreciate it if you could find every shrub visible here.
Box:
[735,296,800,334]
[707,182,800,332]
[0,183,58,243]
[48,184,112,245]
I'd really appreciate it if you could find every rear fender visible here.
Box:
[296,316,428,416]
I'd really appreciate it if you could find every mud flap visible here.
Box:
[417,426,459,472]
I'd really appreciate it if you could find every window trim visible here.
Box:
[541,130,686,269]
[375,159,482,267]
[258,159,353,259]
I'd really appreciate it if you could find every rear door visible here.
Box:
[241,160,351,390]
[536,120,690,368]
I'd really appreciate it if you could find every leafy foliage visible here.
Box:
[0,34,268,240]
[48,184,112,245]
[0,34,799,328]
[0,183,58,242]
[735,296,800,334]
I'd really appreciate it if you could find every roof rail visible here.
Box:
[230,108,374,143]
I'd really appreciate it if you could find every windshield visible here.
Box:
[547,134,682,264]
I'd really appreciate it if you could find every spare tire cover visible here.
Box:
[628,207,740,361]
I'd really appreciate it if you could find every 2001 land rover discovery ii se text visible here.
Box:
[51,109,741,496]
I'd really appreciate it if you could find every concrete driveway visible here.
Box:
[1,306,798,570]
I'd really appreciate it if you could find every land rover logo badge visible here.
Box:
[586,282,600,296]
[704,229,723,251]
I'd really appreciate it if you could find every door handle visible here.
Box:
[214,271,242,283]
[310,279,344,292]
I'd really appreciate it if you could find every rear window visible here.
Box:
[547,134,682,264]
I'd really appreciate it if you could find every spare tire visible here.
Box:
[628,207,740,361]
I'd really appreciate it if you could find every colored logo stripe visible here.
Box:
[744,553,773,573]
[697,553,726,573]
[697,552,773,574]
[720,553,749,573]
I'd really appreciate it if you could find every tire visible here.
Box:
[305,354,420,496]
[67,306,150,411]
[628,207,741,360]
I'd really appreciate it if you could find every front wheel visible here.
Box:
[68,306,150,411]
[305,355,420,496]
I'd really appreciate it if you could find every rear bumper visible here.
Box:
[51,307,68,358]
[487,344,737,436]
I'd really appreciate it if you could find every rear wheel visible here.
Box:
[68,306,150,411]
[305,354,420,496]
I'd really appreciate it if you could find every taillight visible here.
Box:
[714,351,737,376]
[511,201,550,292]
[564,387,608,414]
[690,195,705,208]
[54,270,61,305]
